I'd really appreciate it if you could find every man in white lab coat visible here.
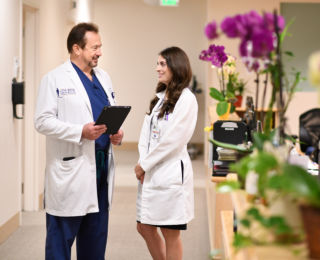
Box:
[34,23,123,260]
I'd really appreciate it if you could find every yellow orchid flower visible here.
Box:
[204,125,213,132]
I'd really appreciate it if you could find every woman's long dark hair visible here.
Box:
[148,46,192,118]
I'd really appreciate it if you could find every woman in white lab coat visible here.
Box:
[135,46,198,260]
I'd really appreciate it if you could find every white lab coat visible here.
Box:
[136,88,198,225]
[34,60,116,217]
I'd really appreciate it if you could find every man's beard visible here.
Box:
[89,57,99,68]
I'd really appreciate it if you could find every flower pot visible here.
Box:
[234,95,243,107]
[269,194,302,230]
[300,205,320,259]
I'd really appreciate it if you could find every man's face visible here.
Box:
[79,31,102,68]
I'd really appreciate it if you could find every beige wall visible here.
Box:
[38,0,72,77]
[93,0,207,143]
[0,0,21,226]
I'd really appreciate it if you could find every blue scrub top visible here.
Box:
[72,62,110,151]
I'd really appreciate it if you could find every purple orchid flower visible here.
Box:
[203,10,286,72]
[221,15,247,38]
[205,20,218,40]
[199,44,228,67]
[242,10,264,30]
[199,50,212,62]
[263,12,285,32]
[220,10,286,68]
[239,39,249,57]
[251,29,274,58]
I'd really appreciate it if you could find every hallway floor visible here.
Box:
[0,149,210,260]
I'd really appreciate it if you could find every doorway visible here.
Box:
[21,4,42,211]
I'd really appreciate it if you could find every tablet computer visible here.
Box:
[95,106,131,135]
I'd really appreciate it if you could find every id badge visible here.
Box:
[151,125,160,140]
[151,117,160,140]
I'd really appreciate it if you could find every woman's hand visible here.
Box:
[135,164,145,184]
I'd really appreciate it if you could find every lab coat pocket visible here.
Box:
[59,155,83,173]
[51,156,85,205]
[149,159,183,188]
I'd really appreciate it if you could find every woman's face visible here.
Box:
[156,55,172,85]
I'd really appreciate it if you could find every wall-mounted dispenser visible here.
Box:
[12,78,24,119]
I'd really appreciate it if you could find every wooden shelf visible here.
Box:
[235,108,279,127]
[208,105,279,127]
[221,210,235,259]
[206,170,234,259]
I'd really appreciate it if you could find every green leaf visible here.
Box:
[253,215,293,236]
[268,164,320,207]
[267,175,283,189]
[233,233,252,249]
[208,138,251,152]
[280,18,294,44]
[269,216,286,226]
[252,132,271,150]
[268,216,292,235]
[284,51,294,57]
[274,224,292,235]
[240,218,251,228]
[284,164,320,205]
[247,207,260,219]
[226,91,236,99]
[226,80,234,93]
[230,155,252,180]
[284,133,298,144]
[230,104,235,113]
[257,152,278,172]
[209,87,225,101]
[216,101,229,116]
[264,110,275,134]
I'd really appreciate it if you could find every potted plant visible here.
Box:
[202,9,317,258]
[228,73,246,107]
[199,44,246,118]
[216,134,311,252]
[268,164,320,259]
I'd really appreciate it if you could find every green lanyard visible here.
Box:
[96,150,106,180]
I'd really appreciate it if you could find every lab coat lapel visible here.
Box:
[64,60,93,116]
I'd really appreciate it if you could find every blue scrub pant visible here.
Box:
[45,152,109,260]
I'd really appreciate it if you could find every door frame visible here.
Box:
[21,1,41,211]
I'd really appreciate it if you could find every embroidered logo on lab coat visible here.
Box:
[56,88,76,97]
